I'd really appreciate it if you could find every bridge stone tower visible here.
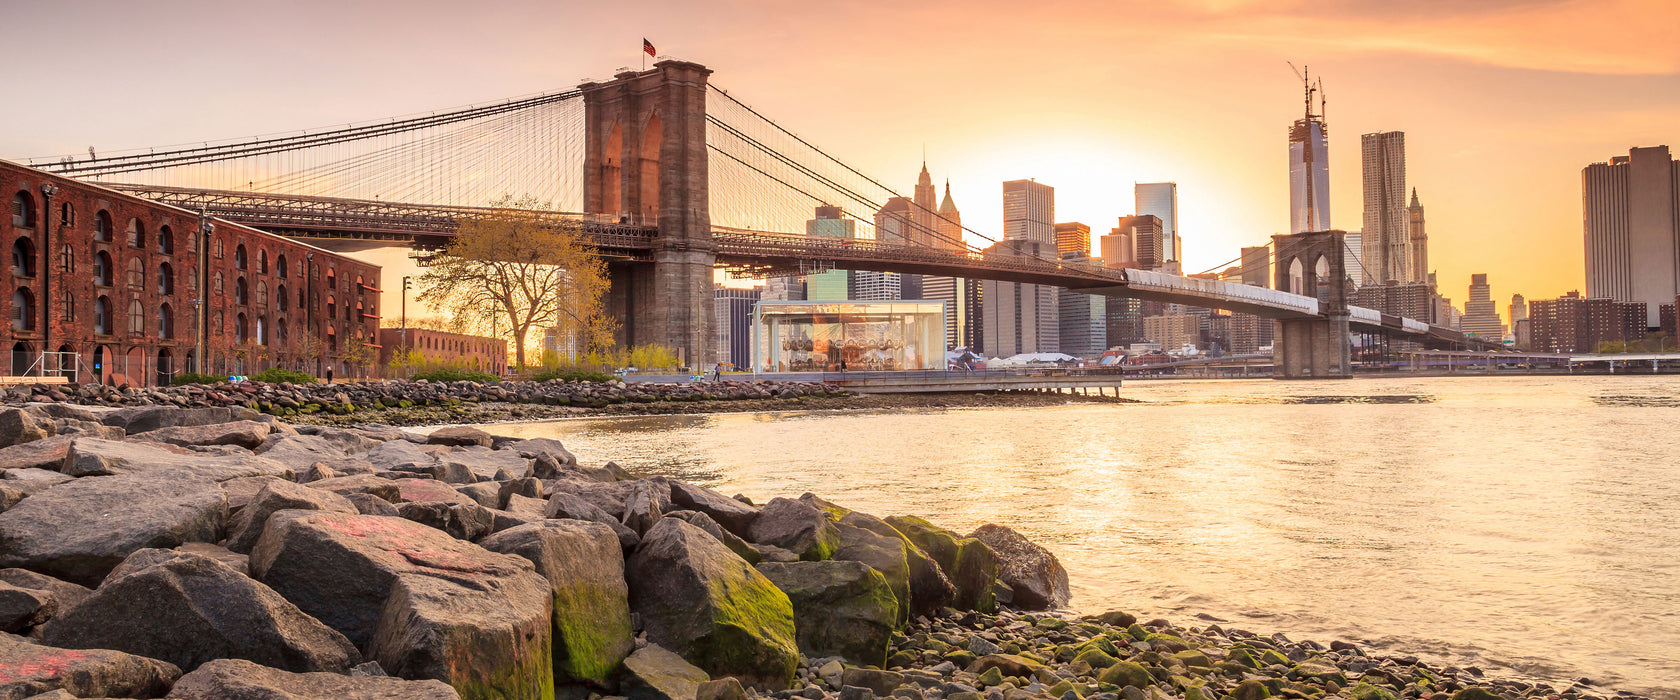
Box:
[581,60,715,369]
[1271,230,1352,379]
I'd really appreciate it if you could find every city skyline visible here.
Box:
[0,1,1675,317]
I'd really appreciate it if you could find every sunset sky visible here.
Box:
[4,0,1677,322]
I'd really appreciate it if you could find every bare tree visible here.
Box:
[415,196,613,369]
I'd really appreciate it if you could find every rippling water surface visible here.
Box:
[486,376,1680,698]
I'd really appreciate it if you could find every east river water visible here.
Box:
[486,376,1680,699]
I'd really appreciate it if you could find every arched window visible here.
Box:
[327,325,337,351]
[59,202,74,227]
[326,295,336,320]
[213,238,224,259]
[11,288,35,331]
[1288,258,1304,296]
[157,262,174,295]
[158,303,173,339]
[256,315,268,345]
[126,219,146,249]
[214,271,224,295]
[94,296,112,336]
[58,244,72,274]
[128,299,144,335]
[256,280,268,307]
[258,250,269,274]
[59,289,74,322]
[235,244,247,270]
[126,257,144,288]
[277,284,288,311]
[11,191,35,228]
[94,251,113,286]
[276,254,288,278]
[94,210,113,242]
[157,226,174,254]
[235,277,249,305]
[235,313,248,343]
[276,318,287,344]
[326,267,336,291]
[11,237,36,277]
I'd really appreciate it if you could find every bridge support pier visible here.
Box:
[1271,230,1353,380]
[1273,316,1351,379]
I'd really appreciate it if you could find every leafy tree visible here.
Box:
[415,196,614,370]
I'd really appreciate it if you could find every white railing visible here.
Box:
[1402,318,1430,334]
[1122,269,1320,315]
[1348,306,1382,324]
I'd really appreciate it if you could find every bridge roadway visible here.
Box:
[113,183,1472,345]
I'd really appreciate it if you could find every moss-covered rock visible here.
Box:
[1291,660,1346,686]
[1231,679,1273,700]
[1450,688,1503,700]
[1073,648,1120,670]
[1171,650,1211,669]
[1098,661,1153,689]
[746,498,840,562]
[479,521,634,685]
[1347,682,1397,700]
[755,560,898,668]
[627,518,798,690]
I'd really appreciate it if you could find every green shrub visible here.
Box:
[528,367,614,383]
[170,372,223,386]
[410,368,500,383]
[251,368,316,384]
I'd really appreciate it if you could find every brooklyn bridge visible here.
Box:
[22,60,1481,378]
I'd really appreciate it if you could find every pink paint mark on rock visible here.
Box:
[0,648,92,684]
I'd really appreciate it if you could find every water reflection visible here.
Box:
[489,376,1680,700]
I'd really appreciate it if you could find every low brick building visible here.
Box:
[377,328,507,377]
[3,159,381,385]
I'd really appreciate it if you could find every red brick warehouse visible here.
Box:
[3,159,381,386]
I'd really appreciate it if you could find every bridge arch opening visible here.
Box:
[1314,255,1330,304]
[1288,257,1304,295]
[639,112,661,224]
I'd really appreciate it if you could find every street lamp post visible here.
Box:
[37,183,58,378]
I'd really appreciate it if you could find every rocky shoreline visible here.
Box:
[0,401,1645,700]
[1,379,1137,428]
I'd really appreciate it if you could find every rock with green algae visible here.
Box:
[838,510,954,619]
[1171,650,1211,669]
[746,497,841,562]
[1073,647,1121,669]
[627,518,798,690]
[1347,682,1398,700]
[971,653,1048,680]
[830,521,913,626]
[1098,661,1154,690]
[1231,679,1273,700]
[1292,660,1347,686]
[622,643,711,700]
[249,510,554,700]
[977,666,1005,687]
[1451,689,1504,700]
[756,560,899,668]
[479,520,634,685]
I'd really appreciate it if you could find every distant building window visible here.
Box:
[60,290,74,322]
[214,272,224,295]
[235,277,249,305]
[94,251,113,287]
[126,257,145,288]
[158,303,174,339]
[94,210,113,242]
[11,288,35,331]
[157,262,174,295]
[11,237,36,277]
[235,244,247,270]
[277,284,288,312]
[58,244,73,274]
[126,218,145,249]
[257,280,268,307]
[157,226,174,254]
[214,238,224,259]
[11,191,35,228]
[59,202,73,227]
[259,250,268,274]
[277,254,288,278]
[94,296,112,335]
[235,313,248,343]
[128,299,144,335]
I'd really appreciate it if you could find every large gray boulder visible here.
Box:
[99,405,241,434]
[621,644,710,700]
[392,478,476,506]
[0,631,180,699]
[747,498,839,562]
[0,435,74,472]
[42,549,360,673]
[670,481,759,537]
[756,560,898,668]
[480,520,633,684]
[627,518,797,690]
[426,425,492,447]
[60,437,293,481]
[167,658,461,699]
[967,523,1069,610]
[225,479,359,554]
[0,581,55,633]
[503,437,576,467]
[395,501,494,541]
[0,569,91,619]
[255,433,349,469]
[665,510,761,564]
[828,510,953,618]
[831,522,912,626]
[307,474,402,502]
[621,479,663,536]
[0,469,227,587]
[0,408,52,449]
[130,420,273,450]
[546,492,639,549]
[437,446,528,483]
[250,511,553,697]
[364,439,441,473]
[885,516,996,613]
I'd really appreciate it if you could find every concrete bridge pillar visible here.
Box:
[1271,230,1352,379]
[582,60,715,369]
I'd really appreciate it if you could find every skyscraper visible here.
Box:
[1057,254,1107,357]
[1583,145,1680,327]
[912,163,939,248]
[1408,189,1429,284]
[1361,131,1410,285]
[1460,274,1505,340]
[1135,183,1179,262]
[1288,73,1330,234]
[805,205,854,301]
[1102,215,1163,271]
[1343,231,1364,287]
[924,181,980,350]
[1240,246,1270,288]
[712,286,760,370]
[861,198,914,300]
[1054,222,1091,258]
[986,182,1058,355]
[1003,180,1054,244]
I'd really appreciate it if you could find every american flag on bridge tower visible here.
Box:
[643,39,656,57]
